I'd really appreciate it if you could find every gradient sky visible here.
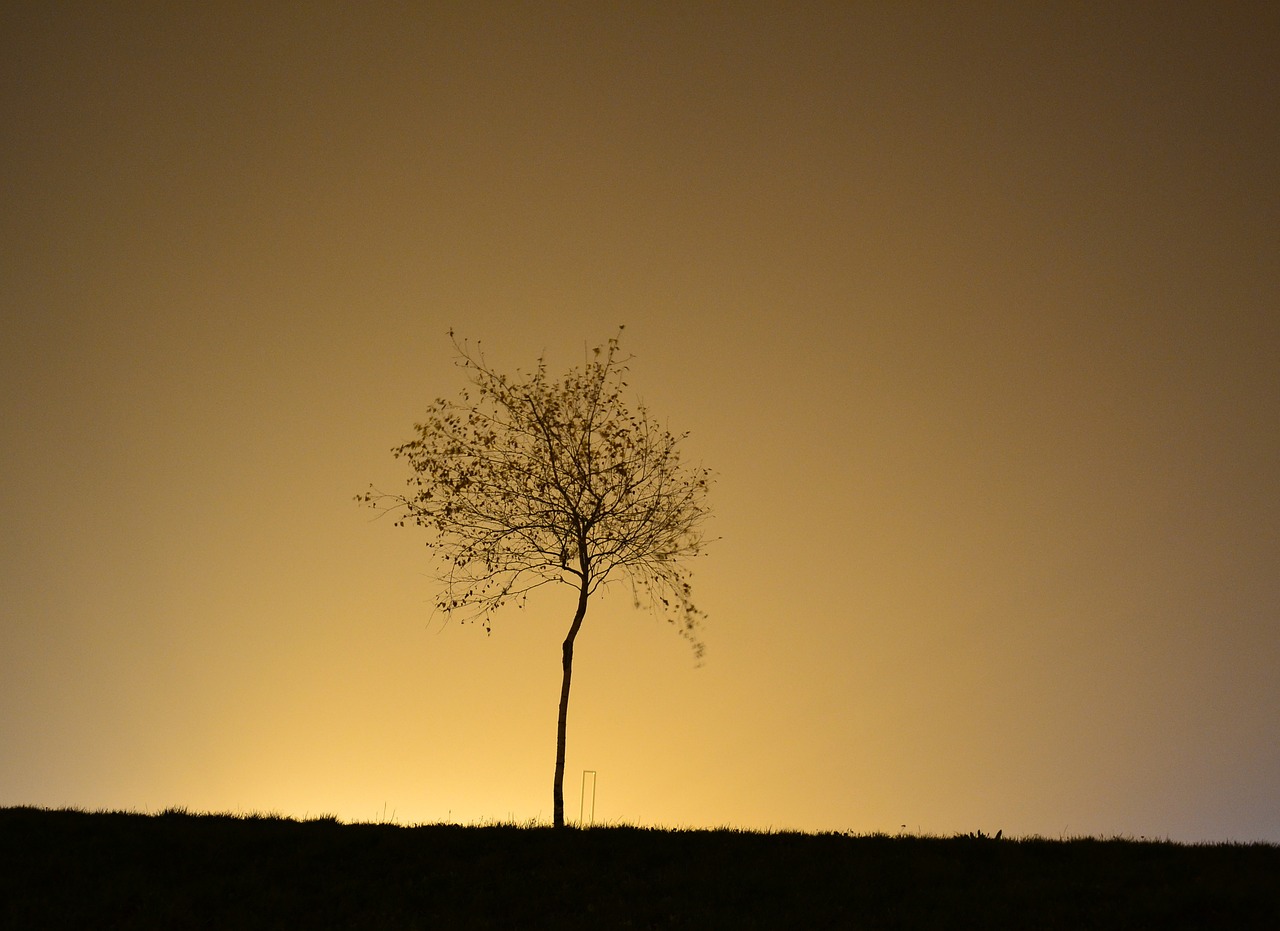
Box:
[3,2,1278,841]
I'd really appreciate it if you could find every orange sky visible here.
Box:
[3,2,1278,840]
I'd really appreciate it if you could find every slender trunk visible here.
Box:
[553,575,591,828]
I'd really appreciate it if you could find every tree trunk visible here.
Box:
[553,576,591,828]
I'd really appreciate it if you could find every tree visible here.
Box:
[358,328,712,828]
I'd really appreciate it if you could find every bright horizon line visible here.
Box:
[8,804,1279,846]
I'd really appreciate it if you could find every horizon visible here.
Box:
[10,805,1280,846]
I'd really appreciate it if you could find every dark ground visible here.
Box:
[2,807,1277,929]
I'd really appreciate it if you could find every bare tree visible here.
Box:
[358,328,712,827]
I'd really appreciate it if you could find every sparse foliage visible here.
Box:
[358,328,712,827]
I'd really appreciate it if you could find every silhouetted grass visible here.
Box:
[2,806,1277,929]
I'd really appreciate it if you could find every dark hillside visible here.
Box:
[2,807,1277,929]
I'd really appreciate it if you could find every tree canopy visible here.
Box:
[363,328,711,655]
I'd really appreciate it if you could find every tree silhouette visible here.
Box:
[358,328,712,827]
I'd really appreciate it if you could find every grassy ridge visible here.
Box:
[2,807,1277,929]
